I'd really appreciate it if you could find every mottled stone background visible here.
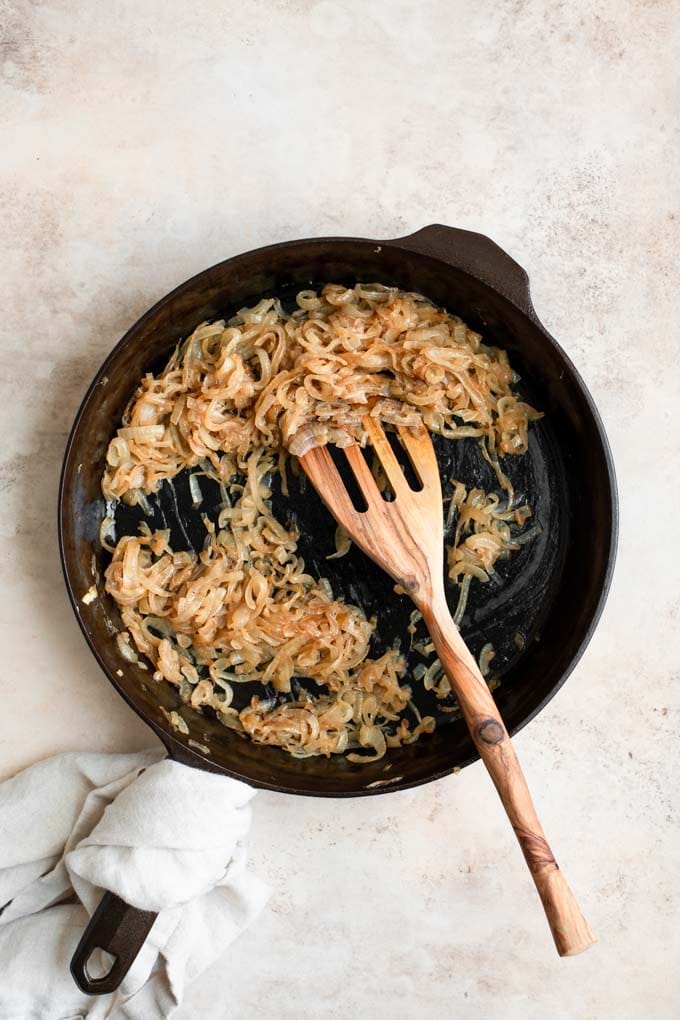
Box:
[1,1,678,1017]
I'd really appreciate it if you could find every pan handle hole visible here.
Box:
[86,948,117,980]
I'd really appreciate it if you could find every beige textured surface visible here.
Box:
[1,1,679,1017]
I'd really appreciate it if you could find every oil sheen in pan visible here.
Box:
[110,416,564,728]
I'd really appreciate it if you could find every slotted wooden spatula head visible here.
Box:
[300,417,445,610]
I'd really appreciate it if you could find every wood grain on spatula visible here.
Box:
[300,417,595,957]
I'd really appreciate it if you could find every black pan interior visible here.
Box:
[60,237,616,795]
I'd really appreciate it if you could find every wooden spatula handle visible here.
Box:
[422,596,596,957]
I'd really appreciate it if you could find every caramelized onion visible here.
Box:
[102,284,540,762]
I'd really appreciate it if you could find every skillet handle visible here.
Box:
[387,224,538,321]
[70,890,158,995]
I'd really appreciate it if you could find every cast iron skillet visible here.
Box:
[59,225,618,994]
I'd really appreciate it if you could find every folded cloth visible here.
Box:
[0,749,270,1020]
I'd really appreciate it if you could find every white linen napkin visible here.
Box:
[0,749,270,1020]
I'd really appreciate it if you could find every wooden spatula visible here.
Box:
[300,416,595,957]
